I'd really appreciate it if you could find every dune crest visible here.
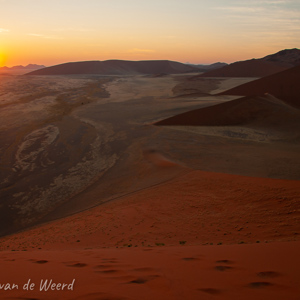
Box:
[219,64,300,108]
[199,48,300,77]
[25,60,200,76]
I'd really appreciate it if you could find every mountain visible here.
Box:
[199,48,300,78]
[0,64,45,70]
[262,48,300,67]
[189,62,228,72]
[219,64,300,108]
[25,60,200,75]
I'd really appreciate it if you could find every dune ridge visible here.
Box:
[25,60,200,76]
[155,94,300,134]
[199,48,300,77]
[219,64,300,108]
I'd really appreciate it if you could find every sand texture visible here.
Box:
[0,68,299,299]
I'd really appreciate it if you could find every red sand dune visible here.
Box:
[219,64,300,108]
[0,170,299,299]
[156,64,300,127]
[199,48,300,77]
[25,60,200,75]
[155,94,300,129]
[1,170,299,249]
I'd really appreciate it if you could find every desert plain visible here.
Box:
[0,69,299,299]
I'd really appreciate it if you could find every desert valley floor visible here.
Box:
[0,72,299,299]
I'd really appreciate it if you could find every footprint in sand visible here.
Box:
[214,265,233,271]
[95,269,122,275]
[248,281,273,288]
[132,267,156,272]
[182,257,198,261]
[128,275,160,284]
[102,258,118,263]
[66,262,87,268]
[216,259,234,264]
[198,288,222,295]
[257,271,281,278]
[34,260,48,264]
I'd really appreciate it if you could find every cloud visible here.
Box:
[214,6,264,13]
[0,28,9,33]
[214,1,300,29]
[212,0,300,48]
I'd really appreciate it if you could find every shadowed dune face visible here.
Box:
[155,94,300,135]
[155,65,300,144]
[219,65,300,108]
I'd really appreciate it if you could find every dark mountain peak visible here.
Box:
[200,48,300,78]
[262,48,300,67]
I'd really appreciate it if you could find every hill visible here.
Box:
[199,48,300,77]
[190,62,228,72]
[0,64,45,70]
[25,60,200,75]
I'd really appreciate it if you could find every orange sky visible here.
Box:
[1,0,299,67]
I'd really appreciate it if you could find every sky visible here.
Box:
[0,0,299,67]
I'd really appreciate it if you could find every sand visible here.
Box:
[0,170,299,299]
[0,70,299,299]
[219,64,300,108]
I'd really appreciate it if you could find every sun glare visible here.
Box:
[0,53,6,67]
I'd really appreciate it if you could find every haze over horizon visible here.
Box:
[0,0,300,67]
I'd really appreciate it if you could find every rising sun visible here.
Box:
[0,53,7,67]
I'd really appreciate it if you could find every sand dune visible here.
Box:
[219,64,300,108]
[25,60,200,75]
[156,64,300,141]
[199,48,300,77]
[1,71,299,300]
[155,94,300,134]
[0,170,299,299]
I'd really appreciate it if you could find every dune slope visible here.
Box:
[155,94,300,134]
[0,170,299,300]
[199,48,300,77]
[25,60,199,75]
[219,65,300,108]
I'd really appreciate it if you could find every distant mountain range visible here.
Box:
[20,48,300,77]
[0,64,45,70]
[190,62,228,71]
[199,48,300,77]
